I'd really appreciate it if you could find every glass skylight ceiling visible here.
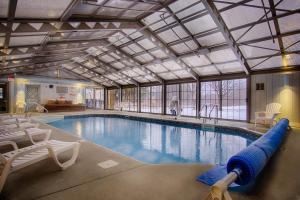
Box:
[0,0,299,87]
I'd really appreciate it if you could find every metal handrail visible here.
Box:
[199,105,208,123]
[208,104,219,124]
[25,102,48,113]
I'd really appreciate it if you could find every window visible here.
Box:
[85,88,94,108]
[107,89,120,110]
[166,83,196,116]
[95,89,104,109]
[141,85,162,113]
[200,79,247,120]
[141,87,151,112]
[121,87,137,111]
[151,86,162,113]
[166,84,179,115]
[85,88,104,109]
[180,83,196,116]
[221,79,247,120]
[200,81,220,118]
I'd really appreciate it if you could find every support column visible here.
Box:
[103,88,107,110]
[247,76,251,122]
[137,85,141,113]
[196,80,201,118]
[162,83,166,115]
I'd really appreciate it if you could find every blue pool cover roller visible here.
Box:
[197,118,289,187]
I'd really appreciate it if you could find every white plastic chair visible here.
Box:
[255,103,281,127]
[0,122,39,131]
[0,117,31,125]
[0,128,51,144]
[0,140,81,192]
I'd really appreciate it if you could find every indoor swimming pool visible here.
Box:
[49,115,257,165]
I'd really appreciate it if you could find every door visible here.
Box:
[25,85,40,111]
[0,83,8,113]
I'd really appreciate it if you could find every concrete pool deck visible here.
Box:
[1,111,300,200]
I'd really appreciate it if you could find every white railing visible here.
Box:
[25,102,48,114]
[208,104,219,124]
[199,105,208,123]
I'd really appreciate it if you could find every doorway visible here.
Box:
[0,82,8,113]
[25,85,40,111]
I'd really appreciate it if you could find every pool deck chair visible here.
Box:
[0,122,39,131]
[255,103,282,127]
[0,128,51,144]
[0,117,31,125]
[0,140,81,192]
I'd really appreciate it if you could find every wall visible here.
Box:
[12,75,99,112]
[251,71,300,127]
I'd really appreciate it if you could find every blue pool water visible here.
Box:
[49,116,257,164]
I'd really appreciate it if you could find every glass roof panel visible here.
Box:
[216,61,243,73]
[158,72,177,80]
[134,54,154,63]
[108,33,130,46]
[150,49,168,59]
[182,55,211,67]
[194,65,219,76]
[231,22,276,43]
[127,43,144,53]
[276,0,300,11]
[249,56,283,69]
[111,62,126,69]
[184,15,217,34]
[279,15,300,33]
[123,70,139,77]
[122,29,143,40]
[282,34,300,51]
[142,9,176,31]
[220,3,265,29]
[97,7,122,16]
[240,39,280,58]
[121,46,135,55]
[146,64,168,73]
[132,68,146,75]
[9,36,45,46]
[0,0,9,18]
[137,39,156,50]
[162,60,182,70]
[171,1,205,19]
[105,0,133,8]
[133,76,149,83]
[208,49,237,63]
[172,69,192,78]
[197,32,226,47]
[171,40,198,54]
[73,3,97,15]
[15,0,73,18]
[99,54,115,62]
[286,54,300,66]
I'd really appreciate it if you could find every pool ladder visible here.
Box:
[199,104,219,124]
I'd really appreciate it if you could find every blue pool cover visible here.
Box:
[197,118,289,188]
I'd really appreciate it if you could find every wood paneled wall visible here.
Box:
[251,71,300,127]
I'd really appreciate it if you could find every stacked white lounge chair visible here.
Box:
[0,114,81,192]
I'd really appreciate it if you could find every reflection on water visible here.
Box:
[49,116,255,164]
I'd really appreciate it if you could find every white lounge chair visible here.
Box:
[0,117,31,125]
[0,140,81,192]
[0,128,51,144]
[0,122,39,131]
[0,114,29,121]
[255,103,281,127]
